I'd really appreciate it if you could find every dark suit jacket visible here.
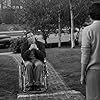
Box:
[21,39,46,63]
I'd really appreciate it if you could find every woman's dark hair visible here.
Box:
[88,2,100,20]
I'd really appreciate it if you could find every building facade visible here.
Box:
[0,0,22,10]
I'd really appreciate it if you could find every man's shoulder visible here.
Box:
[36,40,45,45]
[82,24,93,34]
[21,39,29,48]
[23,39,28,44]
[84,22,96,30]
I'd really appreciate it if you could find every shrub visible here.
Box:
[10,37,27,53]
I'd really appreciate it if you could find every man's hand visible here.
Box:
[80,63,87,85]
[29,44,38,50]
[24,61,32,66]
[80,75,86,85]
[35,60,43,67]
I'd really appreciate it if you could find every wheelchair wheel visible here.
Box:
[40,67,48,90]
[20,60,48,93]
[19,65,23,90]
[20,61,27,92]
[44,74,48,90]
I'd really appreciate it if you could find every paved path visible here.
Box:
[0,53,85,100]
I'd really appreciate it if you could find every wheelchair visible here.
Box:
[19,58,48,93]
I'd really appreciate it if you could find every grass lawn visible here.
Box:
[0,55,19,100]
[0,47,85,100]
[46,47,85,96]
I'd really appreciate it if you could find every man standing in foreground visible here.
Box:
[80,2,100,100]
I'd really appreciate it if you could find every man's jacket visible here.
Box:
[21,39,46,63]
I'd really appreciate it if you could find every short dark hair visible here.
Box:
[88,2,100,20]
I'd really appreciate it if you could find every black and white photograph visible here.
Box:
[0,0,100,100]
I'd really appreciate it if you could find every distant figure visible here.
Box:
[78,26,84,44]
[80,2,100,100]
[21,32,46,91]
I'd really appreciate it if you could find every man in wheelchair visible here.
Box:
[21,32,46,91]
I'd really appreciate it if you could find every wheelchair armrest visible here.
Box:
[21,61,24,65]
[21,58,26,65]
[44,58,46,63]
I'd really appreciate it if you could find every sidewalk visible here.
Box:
[0,53,85,100]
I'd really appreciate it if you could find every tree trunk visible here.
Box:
[42,30,48,47]
[1,0,3,10]
[58,5,61,48]
[44,38,48,47]
[1,0,3,23]
[69,0,75,48]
